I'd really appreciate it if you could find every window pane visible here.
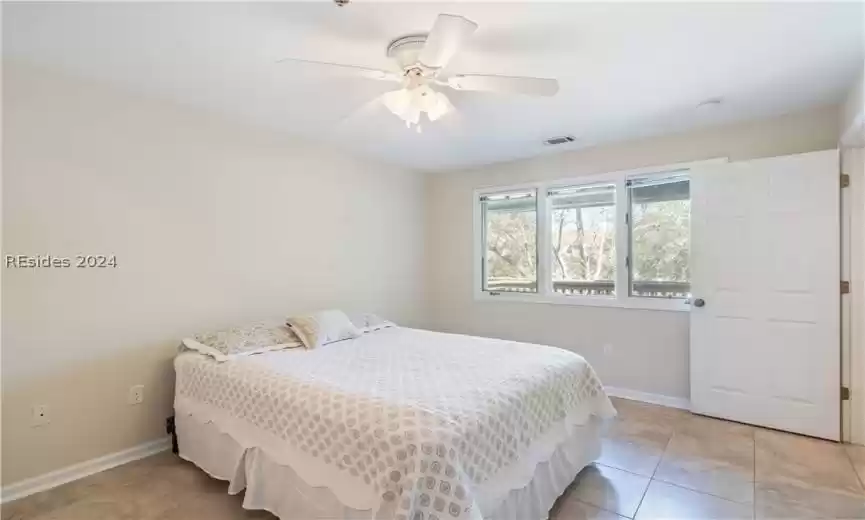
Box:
[629,176,690,298]
[549,184,616,296]
[482,191,537,293]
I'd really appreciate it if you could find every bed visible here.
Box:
[173,327,616,520]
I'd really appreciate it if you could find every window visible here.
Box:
[480,190,537,293]
[474,160,713,310]
[549,184,616,296]
[627,175,691,298]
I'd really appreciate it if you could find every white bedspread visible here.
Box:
[174,328,615,520]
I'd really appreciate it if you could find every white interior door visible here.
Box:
[690,150,840,440]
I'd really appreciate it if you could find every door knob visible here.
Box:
[692,298,705,308]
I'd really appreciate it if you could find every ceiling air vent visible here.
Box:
[543,135,576,146]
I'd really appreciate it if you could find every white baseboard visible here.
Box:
[1,437,171,504]
[605,386,691,411]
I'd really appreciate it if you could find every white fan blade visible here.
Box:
[446,74,559,97]
[336,94,386,130]
[276,57,402,82]
[418,14,478,69]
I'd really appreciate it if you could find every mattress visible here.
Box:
[174,327,615,520]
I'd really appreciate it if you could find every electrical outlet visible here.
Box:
[31,404,50,427]
[128,385,144,405]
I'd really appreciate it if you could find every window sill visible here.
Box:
[474,291,690,312]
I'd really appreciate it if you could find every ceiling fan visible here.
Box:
[277,14,559,132]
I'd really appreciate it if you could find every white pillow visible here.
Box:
[182,320,302,362]
[286,310,362,349]
[349,312,396,333]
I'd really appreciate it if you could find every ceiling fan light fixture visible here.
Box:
[426,91,452,121]
[383,86,452,128]
[382,88,411,116]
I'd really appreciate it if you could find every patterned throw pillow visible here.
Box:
[348,312,396,333]
[286,310,362,349]
[182,320,302,362]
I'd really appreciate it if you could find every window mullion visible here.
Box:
[473,192,485,295]
[536,186,552,297]
[615,180,630,302]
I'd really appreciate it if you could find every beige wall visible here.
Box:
[425,106,841,400]
[842,70,864,145]
[1,63,426,485]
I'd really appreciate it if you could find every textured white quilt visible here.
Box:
[174,327,615,520]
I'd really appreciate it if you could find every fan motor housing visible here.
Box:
[386,35,428,70]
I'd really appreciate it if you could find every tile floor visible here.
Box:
[4,397,865,520]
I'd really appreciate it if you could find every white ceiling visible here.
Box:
[4,1,863,171]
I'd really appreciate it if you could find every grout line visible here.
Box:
[652,479,754,506]
[571,497,634,520]
[594,461,654,479]
[605,399,682,518]
[631,425,677,519]
[753,426,757,520]
[842,445,865,492]
[649,431,673,480]
[572,464,640,519]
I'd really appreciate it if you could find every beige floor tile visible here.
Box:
[755,480,865,520]
[599,399,682,477]
[1,453,220,520]
[598,433,668,478]
[550,491,629,520]
[675,413,755,439]
[634,481,753,520]
[160,495,275,520]
[571,464,651,518]
[1,462,159,520]
[610,398,689,426]
[755,429,864,496]
[846,444,865,487]
[25,499,140,520]
[599,417,673,474]
[25,482,181,520]
[654,415,755,504]
[1,487,82,520]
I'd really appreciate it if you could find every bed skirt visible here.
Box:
[176,411,603,520]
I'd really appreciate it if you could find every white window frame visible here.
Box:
[473,158,727,312]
